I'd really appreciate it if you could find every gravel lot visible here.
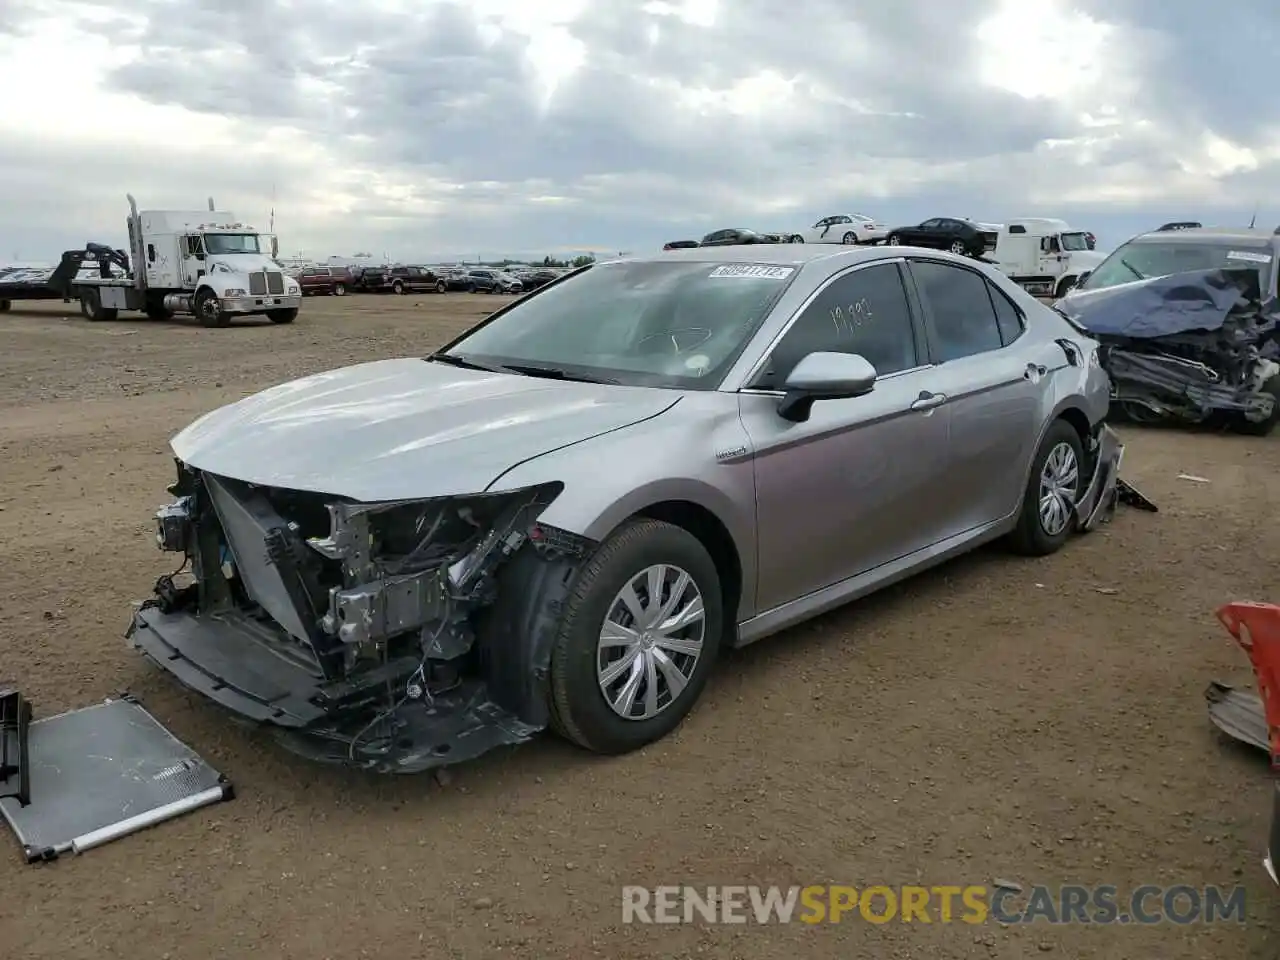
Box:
[1,295,1278,959]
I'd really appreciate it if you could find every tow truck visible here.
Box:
[1,195,302,326]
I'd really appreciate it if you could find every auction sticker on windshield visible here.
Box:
[708,264,795,280]
[1227,250,1273,264]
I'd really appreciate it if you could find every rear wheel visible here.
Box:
[949,239,967,256]
[790,235,804,243]
[842,231,857,244]
[194,288,229,327]
[886,234,901,246]
[1008,419,1084,556]
[392,280,405,295]
[332,283,346,296]
[548,519,723,755]
[267,308,297,324]
[80,287,117,322]
[436,280,447,293]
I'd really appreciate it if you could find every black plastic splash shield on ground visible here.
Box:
[0,696,233,863]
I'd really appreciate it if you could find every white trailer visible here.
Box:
[73,195,302,326]
[991,217,1106,299]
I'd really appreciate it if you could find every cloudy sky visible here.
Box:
[1,0,1277,263]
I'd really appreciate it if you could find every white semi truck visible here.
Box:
[73,195,302,326]
[990,217,1106,299]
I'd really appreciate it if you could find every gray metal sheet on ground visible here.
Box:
[0,697,230,862]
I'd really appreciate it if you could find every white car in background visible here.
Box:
[789,214,887,245]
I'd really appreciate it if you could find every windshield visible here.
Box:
[1060,232,1090,252]
[439,259,798,389]
[1079,239,1275,292]
[203,233,262,255]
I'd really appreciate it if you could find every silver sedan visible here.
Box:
[129,244,1118,772]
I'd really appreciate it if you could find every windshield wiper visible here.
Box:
[427,352,506,373]
[497,363,618,385]
[1119,258,1144,281]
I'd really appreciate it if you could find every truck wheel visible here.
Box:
[546,519,723,755]
[0,299,10,313]
[332,283,346,296]
[392,280,405,295]
[436,280,447,294]
[267,308,298,324]
[194,288,229,327]
[80,288,117,322]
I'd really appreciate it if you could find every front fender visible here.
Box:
[488,396,760,621]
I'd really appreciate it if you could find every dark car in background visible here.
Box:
[354,265,391,291]
[467,268,523,294]
[507,268,559,291]
[884,218,997,258]
[663,240,699,250]
[699,228,780,246]
[297,266,353,297]
[385,266,440,295]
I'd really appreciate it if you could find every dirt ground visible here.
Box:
[1,294,1279,959]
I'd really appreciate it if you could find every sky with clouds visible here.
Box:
[1,0,1278,263]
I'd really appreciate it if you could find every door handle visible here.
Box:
[910,392,947,411]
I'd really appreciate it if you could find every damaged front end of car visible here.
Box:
[127,463,593,773]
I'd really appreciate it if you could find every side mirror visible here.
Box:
[776,352,877,423]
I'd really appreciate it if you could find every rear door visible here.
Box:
[738,260,955,611]
[903,257,1050,535]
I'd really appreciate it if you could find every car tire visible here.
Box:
[392,280,405,295]
[436,280,447,293]
[949,239,967,256]
[790,235,804,243]
[1234,375,1280,436]
[333,283,346,296]
[843,231,858,244]
[1008,419,1085,556]
[547,519,723,755]
[886,234,901,246]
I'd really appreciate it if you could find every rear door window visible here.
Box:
[909,260,1005,361]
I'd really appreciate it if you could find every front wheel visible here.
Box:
[333,283,346,296]
[842,231,857,244]
[392,280,405,295]
[790,235,804,243]
[1008,419,1084,556]
[547,519,723,755]
[1235,375,1280,436]
[267,308,297,324]
[436,280,447,293]
[886,234,901,246]
[949,239,967,256]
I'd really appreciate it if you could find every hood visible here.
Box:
[1055,266,1267,339]
[208,253,284,274]
[1064,249,1106,270]
[171,358,681,502]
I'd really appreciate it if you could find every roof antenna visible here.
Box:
[1250,204,1258,229]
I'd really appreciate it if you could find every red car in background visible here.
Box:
[297,266,354,296]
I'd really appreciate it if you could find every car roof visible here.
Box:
[1131,226,1278,245]
[628,244,865,266]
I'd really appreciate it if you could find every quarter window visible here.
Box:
[989,284,1025,345]
[910,260,1004,362]
[756,262,919,388]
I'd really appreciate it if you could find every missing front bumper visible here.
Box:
[1072,423,1158,531]
[126,606,540,773]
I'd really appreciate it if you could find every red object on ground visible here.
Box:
[1216,601,1280,769]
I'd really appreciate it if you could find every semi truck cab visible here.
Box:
[992,217,1106,299]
